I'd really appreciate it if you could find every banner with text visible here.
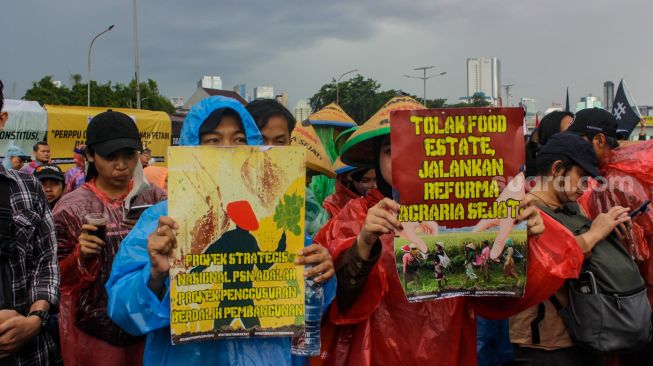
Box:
[45,105,171,171]
[168,146,306,344]
[391,107,527,302]
[0,100,47,162]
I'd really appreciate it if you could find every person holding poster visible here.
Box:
[106,96,335,366]
[314,96,586,365]
[53,110,167,366]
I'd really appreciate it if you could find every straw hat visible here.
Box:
[332,126,362,175]
[308,103,357,129]
[290,120,336,178]
[332,157,354,175]
[340,96,424,167]
[335,126,357,154]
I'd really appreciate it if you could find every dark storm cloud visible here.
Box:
[3,0,653,113]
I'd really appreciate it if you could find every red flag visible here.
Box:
[535,112,540,128]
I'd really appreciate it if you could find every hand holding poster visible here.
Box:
[168,146,306,344]
[391,108,526,302]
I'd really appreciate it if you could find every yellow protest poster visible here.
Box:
[168,146,306,344]
[45,105,171,171]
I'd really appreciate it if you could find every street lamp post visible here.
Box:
[87,24,115,107]
[133,0,142,109]
[404,66,446,106]
[336,69,358,105]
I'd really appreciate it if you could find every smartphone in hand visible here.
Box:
[123,204,153,221]
[629,200,651,218]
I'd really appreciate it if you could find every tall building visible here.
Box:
[275,92,288,107]
[254,86,274,99]
[575,95,602,112]
[294,100,311,122]
[233,84,247,100]
[467,57,501,102]
[198,76,222,90]
[604,81,615,111]
[519,97,537,116]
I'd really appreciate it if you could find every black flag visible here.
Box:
[565,87,570,112]
[613,80,640,136]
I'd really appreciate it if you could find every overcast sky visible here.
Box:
[3,0,652,115]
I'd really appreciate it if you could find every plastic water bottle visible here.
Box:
[291,263,323,356]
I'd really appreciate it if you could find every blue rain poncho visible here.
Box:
[2,143,30,170]
[106,96,336,366]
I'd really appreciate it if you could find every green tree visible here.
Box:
[309,75,400,124]
[23,76,71,105]
[23,74,175,113]
[446,93,492,108]
[309,77,493,124]
[425,98,447,108]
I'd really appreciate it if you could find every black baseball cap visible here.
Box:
[567,108,619,148]
[86,110,143,157]
[34,164,64,183]
[538,132,601,177]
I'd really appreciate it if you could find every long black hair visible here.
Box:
[525,111,574,178]
[84,146,99,181]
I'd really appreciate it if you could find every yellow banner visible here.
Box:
[168,146,306,343]
[642,116,653,126]
[45,105,171,171]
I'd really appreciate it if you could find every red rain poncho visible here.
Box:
[53,180,166,366]
[579,140,653,305]
[314,190,583,365]
[323,179,361,218]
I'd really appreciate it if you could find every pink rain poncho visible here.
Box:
[53,180,166,365]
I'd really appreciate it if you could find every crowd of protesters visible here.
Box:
[1,74,653,366]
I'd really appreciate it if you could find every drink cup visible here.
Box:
[85,213,108,241]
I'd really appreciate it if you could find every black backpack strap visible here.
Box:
[531,294,565,344]
[530,303,546,344]
[549,294,563,311]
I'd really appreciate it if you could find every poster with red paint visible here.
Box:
[168,146,306,343]
[391,108,527,302]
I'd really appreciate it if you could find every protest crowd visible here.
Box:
[1,72,653,366]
